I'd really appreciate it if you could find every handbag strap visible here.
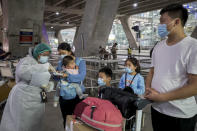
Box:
[125,73,138,88]
[125,73,127,88]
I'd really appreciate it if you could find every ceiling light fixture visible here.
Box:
[56,12,60,15]
[51,26,54,29]
[133,3,138,7]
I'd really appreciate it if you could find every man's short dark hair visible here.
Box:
[62,56,74,67]
[99,67,113,78]
[160,4,188,26]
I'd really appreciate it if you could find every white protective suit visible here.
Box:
[0,55,51,131]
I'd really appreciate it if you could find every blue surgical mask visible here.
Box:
[39,56,49,64]
[60,54,67,59]
[125,67,133,73]
[158,24,169,38]
[97,78,106,86]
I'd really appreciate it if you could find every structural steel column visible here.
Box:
[57,30,64,44]
[73,26,79,43]
[191,26,197,39]
[0,3,3,43]
[74,0,120,57]
[1,0,45,57]
[119,16,137,48]
[53,28,63,44]
[0,16,3,43]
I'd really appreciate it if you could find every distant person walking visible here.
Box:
[128,45,132,58]
[111,43,117,59]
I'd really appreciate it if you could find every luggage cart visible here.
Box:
[123,98,152,131]
[72,98,152,131]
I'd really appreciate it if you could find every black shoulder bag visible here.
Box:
[123,73,137,95]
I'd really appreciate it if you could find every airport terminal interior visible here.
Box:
[0,0,197,131]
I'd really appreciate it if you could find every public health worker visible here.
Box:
[0,43,52,131]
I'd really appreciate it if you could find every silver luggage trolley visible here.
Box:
[123,98,152,131]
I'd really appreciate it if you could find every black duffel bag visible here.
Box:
[99,87,138,119]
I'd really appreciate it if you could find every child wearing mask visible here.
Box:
[119,57,145,95]
[53,56,84,107]
[97,67,113,97]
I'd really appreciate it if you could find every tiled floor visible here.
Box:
[43,92,64,131]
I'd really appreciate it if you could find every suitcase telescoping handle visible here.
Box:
[91,106,96,119]
[134,98,152,110]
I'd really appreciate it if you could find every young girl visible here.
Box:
[119,57,145,95]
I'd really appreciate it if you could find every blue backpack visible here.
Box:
[60,57,83,100]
